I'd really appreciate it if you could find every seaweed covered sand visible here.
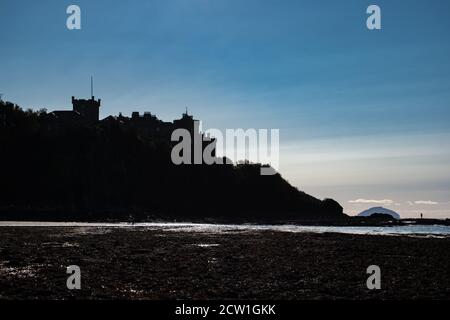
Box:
[0,227,449,299]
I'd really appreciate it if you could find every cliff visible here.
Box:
[0,100,345,222]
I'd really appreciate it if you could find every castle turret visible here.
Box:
[72,96,101,124]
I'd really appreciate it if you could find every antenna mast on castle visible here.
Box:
[91,76,94,98]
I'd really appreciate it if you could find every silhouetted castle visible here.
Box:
[47,95,216,160]
[72,96,101,124]
[46,95,101,128]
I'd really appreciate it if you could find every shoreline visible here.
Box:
[1,208,449,227]
[0,221,449,238]
[0,217,449,227]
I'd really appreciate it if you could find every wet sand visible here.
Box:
[0,227,449,300]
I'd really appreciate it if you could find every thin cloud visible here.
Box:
[348,199,394,205]
[414,200,439,205]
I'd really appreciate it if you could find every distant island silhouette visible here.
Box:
[0,95,345,222]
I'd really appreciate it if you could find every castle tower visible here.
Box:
[72,96,101,124]
[71,77,101,124]
[173,108,196,137]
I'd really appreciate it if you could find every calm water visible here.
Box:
[0,221,449,237]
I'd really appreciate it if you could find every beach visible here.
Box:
[0,226,449,300]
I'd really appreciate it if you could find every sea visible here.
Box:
[0,221,449,237]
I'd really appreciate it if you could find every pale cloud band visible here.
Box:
[349,199,439,205]
[414,200,439,205]
[348,199,394,204]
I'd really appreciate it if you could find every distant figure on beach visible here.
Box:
[128,214,136,225]
[420,213,423,219]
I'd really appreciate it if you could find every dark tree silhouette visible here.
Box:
[0,100,344,222]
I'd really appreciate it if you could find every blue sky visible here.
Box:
[1,0,450,218]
